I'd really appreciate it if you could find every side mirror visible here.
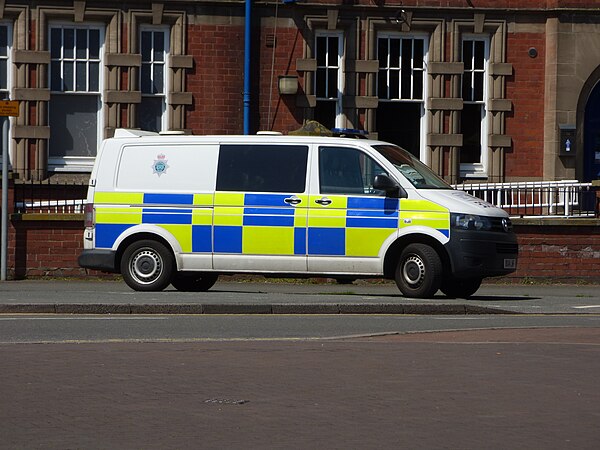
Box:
[373,174,407,198]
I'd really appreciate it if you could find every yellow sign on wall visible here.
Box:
[0,100,19,117]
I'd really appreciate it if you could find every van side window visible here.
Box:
[216,144,308,192]
[319,146,387,195]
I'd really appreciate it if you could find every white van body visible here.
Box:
[79,129,518,298]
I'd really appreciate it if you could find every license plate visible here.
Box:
[504,258,516,269]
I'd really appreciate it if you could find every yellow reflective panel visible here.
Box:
[193,193,214,206]
[94,191,144,205]
[346,228,395,257]
[95,207,142,224]
[214,192,244,206]
[192,208,213,225]
[161,224,192,253]
[243,227,295,255]
[213,206,244,226]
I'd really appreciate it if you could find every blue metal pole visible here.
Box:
[243,0,251,135]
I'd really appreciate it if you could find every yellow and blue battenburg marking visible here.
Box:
[93,191,450,257]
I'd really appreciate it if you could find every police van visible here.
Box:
[78,129,518,298]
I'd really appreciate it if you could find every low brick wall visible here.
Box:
[511,218,600,283]
[6,215,600,283]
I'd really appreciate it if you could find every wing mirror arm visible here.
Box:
[373,174,407,199]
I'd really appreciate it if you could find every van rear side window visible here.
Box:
[216,145,308,193]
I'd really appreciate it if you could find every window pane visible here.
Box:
[0,60,6,90]
[327,37,338,66]
[463,41,473,70]
[216,145,309,193]
[316,36,326,66]
[414,39,424,69]
[474,41,485,70]
[401,64,411,99]
[139,96,164,132]
[89,62,99,91]
[76,29,87,59]
[141,63,151,93]
[51,62,61,91]
[462,73,472,102]
[51,29,62,58]
[390,70,399,99]
[474,71,484,101]
[390,39,400,68]
[378,39,388,68]
[377,70,387,99]
[63,61,74,91]
[76,61,87,91]
[413,69,423,99]
[460,103,483,164]
[327,68,337,98]
[314,100,336,130]
[316,67,326,98]
[153,64,164,94]
[319,147,367,195]
[153,32,164,61]
[0,27,7,56]
[49,94,99,158]
[89,29,100,58]
[141,31,152,61]
[64,29,74,59]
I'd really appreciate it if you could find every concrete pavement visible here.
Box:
[0,278,599,314]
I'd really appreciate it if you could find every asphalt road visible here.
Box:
[1,279,599,449]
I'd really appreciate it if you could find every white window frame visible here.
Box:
[314,30,344,128]
[0,21,13,171]
[461,35,490,178]
[139,25,169,132]
[48,22,105,172]
[377,32,429,163]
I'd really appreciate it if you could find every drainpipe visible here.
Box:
[243,0,251,135]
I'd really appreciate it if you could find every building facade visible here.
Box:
[0,0,599,184]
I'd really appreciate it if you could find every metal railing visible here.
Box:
[453,180,598,218]
[13,179,88,215]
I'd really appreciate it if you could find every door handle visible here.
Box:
[284,196,302,205]
[315,197,332,206]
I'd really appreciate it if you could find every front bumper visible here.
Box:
[445,229,518,279]
[78,249,118,273]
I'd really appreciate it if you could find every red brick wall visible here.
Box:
[6,219,600,283]
[186,24,245,134]
[9,219,89,279]
[505,32,546,180]
[512,224,600,281]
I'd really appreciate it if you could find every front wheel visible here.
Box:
[120,240,173,291]
[171,272,219,292]
[440,277,482,299]
[395,243,443,299]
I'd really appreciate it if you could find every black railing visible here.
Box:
[13,178,88,214]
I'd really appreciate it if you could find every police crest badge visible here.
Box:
[152,154,169,176]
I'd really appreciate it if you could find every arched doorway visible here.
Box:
[583,80,600,182]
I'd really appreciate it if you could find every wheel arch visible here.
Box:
[115,232,177,273]
[383,233,450,279]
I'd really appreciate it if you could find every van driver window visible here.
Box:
[216,144,308,193]
[319,146,387,195]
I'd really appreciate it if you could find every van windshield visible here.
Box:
[373,144,452,190]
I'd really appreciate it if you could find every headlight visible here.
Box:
[450,213,492,231]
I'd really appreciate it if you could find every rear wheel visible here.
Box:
[171,272,219,292]
[120,240,173,291]
[394,243,442,299]
[440,277,482,299]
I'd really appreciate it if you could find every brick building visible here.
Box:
[0,0,599,184]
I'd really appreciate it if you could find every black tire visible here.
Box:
[440,277,482,299]
[120,240,173,291]
[171,272,219,292]
[394,243,443,299]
